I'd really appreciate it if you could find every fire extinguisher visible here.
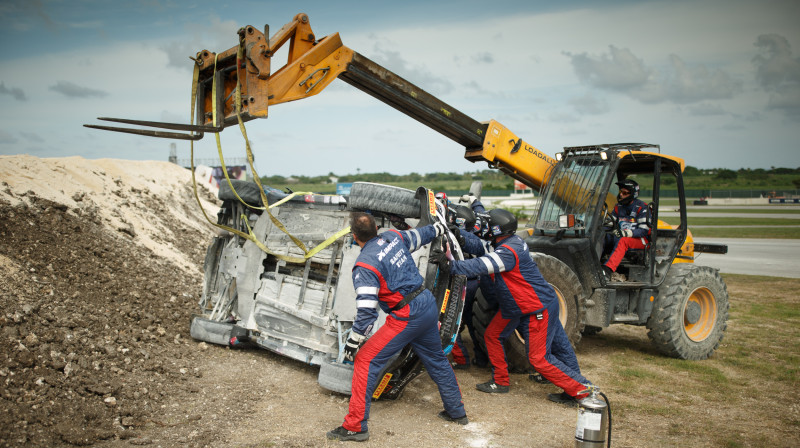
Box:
[575,386,611,448]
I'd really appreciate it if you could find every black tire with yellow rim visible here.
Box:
[646,264,729,360]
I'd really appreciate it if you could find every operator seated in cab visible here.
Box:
[602,179,650,282]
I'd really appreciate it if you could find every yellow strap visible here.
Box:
[240,214,352,262]
[267,191,312,208]
[211,54,266,211]
[208,52,309,254]
[184,48,350,264]
[309,225,353,259]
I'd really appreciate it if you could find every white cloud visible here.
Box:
[548,112,580,123]
[0,81,26,101]
[567,46,652,91]
[569,93,609,115]
[0,130,18,144]
[688,103,725,116]
[161,15,241,70]
[20,132,43,143]
[471,52,494,64]
[664,54,742,104]
[49,81,108,99]
[369,43,454,96]
[752,34,800,117]
[565,47,742,105]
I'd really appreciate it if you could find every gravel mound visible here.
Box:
[0,156,216,446]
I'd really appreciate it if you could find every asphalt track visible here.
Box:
[690,238,800,279]
[664,206,799,278]
[484,197,799,279]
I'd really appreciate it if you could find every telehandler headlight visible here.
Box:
[555,152,563,161]
[558,214,575,228]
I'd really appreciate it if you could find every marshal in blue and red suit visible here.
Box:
[327,212,466,442]
[438,208,592,406]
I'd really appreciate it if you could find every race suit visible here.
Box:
[449,234,590,397]
[450,229,488,367]
[343,224,465,432]
[604,198,650,272]
[451,198,491,367]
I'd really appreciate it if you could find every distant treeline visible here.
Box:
[261,169,510,185]
[261,166,800,190]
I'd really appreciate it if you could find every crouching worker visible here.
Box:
[431,208,592,406]
[327,212,467,442]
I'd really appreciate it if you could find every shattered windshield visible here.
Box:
[533,156,611,234]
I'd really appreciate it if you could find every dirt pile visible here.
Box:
[0,156,217,446]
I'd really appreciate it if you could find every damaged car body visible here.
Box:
[191,180,468,399]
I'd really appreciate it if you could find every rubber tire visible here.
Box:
[646,264,729,360]
[531,253,586,346]
[582,326,603,337]
[347,182,420,218]
[471,289,531,373]
[470,253,586,373]
[218,179,263,207]
[318,360,355,395]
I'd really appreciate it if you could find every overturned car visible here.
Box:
[191,181,468,399]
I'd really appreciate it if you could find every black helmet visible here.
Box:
[449,205,476,231]
[616,179,639,205]
[485,209,517,239]
[474,212,490,237]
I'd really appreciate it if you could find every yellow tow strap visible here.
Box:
[186,47,350,264]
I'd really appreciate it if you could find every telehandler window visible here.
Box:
[533,156,612,235]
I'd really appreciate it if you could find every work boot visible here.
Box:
[438,410,469,425]
[602,265,613,281]
[476,380,509,394]
[547,391,578,407]
[451,361,469,370]
[529,372,550,384]
[326,426,369,442]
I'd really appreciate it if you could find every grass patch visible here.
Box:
[573,275,800,446]
[685,208,800,214]
[631,403,679,417]
[616,367,659,380]
[688,217,800,226]
[690,227,800,238]
[667,360,729,384]
[748,302,800,319]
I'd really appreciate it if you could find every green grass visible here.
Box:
[616,367,659,380]
[685,208,800,214]
[688,217,800,226]
[584,275,800,447]
[689,227,800,239]
[748,302,800,319]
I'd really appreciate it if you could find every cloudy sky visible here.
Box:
[0,0,798,177]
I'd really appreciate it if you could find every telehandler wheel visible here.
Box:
[347,182,420,218]
[471,290,530,373]
[470,253,587,373]
[646,264,729,360]
[531,253,587,346]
